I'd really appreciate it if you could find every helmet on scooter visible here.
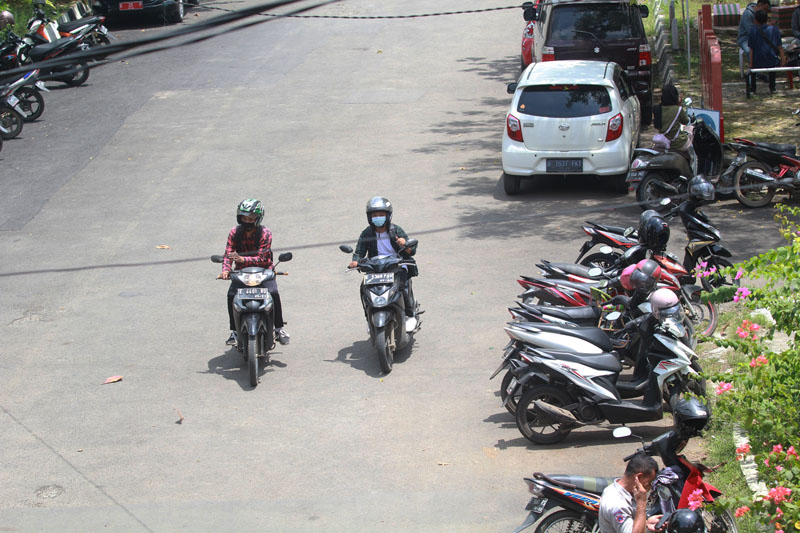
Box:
[639,216,670,252]
[688,175,715,203]
[620,264,637,291]
[629,259,661,292]
[666,509,706,533]
[671,395,710,436]
[0,10,15,29]
[650,288,681,320]
[366,196,393,227]
[236,198,264,226]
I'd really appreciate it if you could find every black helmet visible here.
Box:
[639,216,670,252]
[667,509,706,533]
[366,196,393,226]
[630,258,661,292]
[688,176,715,203]
[236,198,264,225]
[671,396,710,436]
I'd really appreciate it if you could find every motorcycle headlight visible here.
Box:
[240,272,266,286]
[371,294,387,306]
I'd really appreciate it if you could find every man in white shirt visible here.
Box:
[598,454,660,533]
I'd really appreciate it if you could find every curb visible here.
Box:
[733,425,768,498]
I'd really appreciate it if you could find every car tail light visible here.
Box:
[605,113,623,142]
[542,46,555,61]
[507,114,523,142]
[638,44,651,66]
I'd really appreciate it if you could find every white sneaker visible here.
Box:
[405,316,417,332]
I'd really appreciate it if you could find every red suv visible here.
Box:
[519,0,653,125]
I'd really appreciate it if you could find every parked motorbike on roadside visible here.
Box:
[0,69,46,122]
[27,2,114,48]
[339,240,422,374]
[211,251,293,387]
[1,30,91,87]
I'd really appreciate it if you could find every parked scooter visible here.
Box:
[626,98,737,210]
[1,30,91,87]
[339,240,422,374]
[0,69,46,122]
[210,251,293,387]
[27,1,114,48]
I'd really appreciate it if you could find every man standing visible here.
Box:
[738,0,771,54]
[749,8,786,94]
[598,454,660,533]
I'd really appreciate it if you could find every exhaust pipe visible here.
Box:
[744,168,776,183]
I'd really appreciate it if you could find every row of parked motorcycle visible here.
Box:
[493,176,740,531]
[627,97,800,211]
[0,3,114,152]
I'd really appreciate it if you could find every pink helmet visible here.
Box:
[620,264,637,291]
[650,288,681,320]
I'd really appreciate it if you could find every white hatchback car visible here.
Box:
[501,60,641,195]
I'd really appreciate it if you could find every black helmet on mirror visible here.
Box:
[0,10,15,29]
[688,175,715,203]
[640,216,670,252]
[666,509,706,533]
[366,196,392,227]
[671,396,710,436]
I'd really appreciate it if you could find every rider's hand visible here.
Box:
[396,237,406,247]
[218,271,230,280]
[632,475,649,506]
[229,252,242,262]
[646,515,664,532]
[348,261,358,269]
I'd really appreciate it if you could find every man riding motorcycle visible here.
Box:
[218,199,289,346]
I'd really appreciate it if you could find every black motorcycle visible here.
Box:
[339,241,421,374]
[211,251,292,387]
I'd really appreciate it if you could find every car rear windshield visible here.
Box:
[517,85,612,118]
[550,4,643,40]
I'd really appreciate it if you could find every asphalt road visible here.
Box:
[0,0,787,531]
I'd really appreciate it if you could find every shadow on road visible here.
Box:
[329,337,414,377]
[492,423,670,452]
[203,348,287,390]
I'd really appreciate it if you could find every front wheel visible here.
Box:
[62,63,90,87]
[579,252,620,270]
[375,325,394,374]
[0,106,23,140]
[166,0,184,23]
[14,88,44,122]
[503,172,521,195]
[534,509,594,533]
[733,160,775,208]
[684,297,718,337]
[515,385,574,445]
[702,509,738,533]
[636,172,679,211]
[247,334,258,387]
[699,256,740,292]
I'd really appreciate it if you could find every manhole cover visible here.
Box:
[35,485,64,499]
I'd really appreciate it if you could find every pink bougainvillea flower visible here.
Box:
[766,458,771,466]
[738,327,749,339]
[737,443,752,454]
[687,489,704,511]
[765,486,792,504]
[773,444,784,454]
[749,322,761,332]
[776,465,784,472]
[735,269,744,280]
[716,382,733,395]
[699,261,708,269]
[787,446,798,459]
[776,507,784,518]
[735,506,750,518]
[734,287,752,303]
[750,355,768,368]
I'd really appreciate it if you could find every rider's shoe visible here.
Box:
[405,316,418,332]
[276,328,291,345]
[226,331,238,346]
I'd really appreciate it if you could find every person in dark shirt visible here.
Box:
[218,199,289,346]
[749,9,785,94]
[738,0,771,53]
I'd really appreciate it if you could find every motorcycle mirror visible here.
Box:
[622,245,640,260]
[339,244,354,254]
[599,245,613,254]
[683,97,693,107]
[507,82,518,94]
[623,227,634,237]
[659,197,672,206]
[587,267,603,277]
[793,109,800,116]
[605,311,622,321]
[613,426,632,438]
[210,255,224,263]
[404,238,418,248]
[277,252,293,262]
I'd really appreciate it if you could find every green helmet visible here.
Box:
[236,199,264,225]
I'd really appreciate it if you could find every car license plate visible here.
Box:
[237,288,269,299]
[6,95,19,106]
[525,497,548,513]
[365,272,394,285]
[119,1,143,10]
[506,377,518,395]
[546,158,583,173]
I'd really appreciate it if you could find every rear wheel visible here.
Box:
[503,172,521,195]
[166,0,184,23]
[247,334,258,387]
[702,509,738,533]
[636,172,676,211]
[579,252,620,270]
[684,297,718,337]
[14,88,44,122]
[375,325,394,374]
[699,256,740,291]
[0,106,23,140]
[733,160,774,208]
[534,509,594,533]
[515,385,574,445]
[62,63,90,87]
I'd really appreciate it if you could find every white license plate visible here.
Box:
[365,272,394,285]
[506,377,518,395]
[6,95,19,106]
[237,288,269,299]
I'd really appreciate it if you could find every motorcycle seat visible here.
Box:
[520,302,599,322]
[587,221,629,235]
[29,38,77,61]
[540,474,617,495]
[517,322,614,352]
[530,347,623,373]
[541,260,599,278]
[754,141,796,156]
[59,16,104,33]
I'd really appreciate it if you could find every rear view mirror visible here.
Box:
[277,252,293,262]
[339,244,354,254]
[210,255,224,264]
[522,1,537,21]
[599,245,613,254]
[638,5,649,18]
[623,227,634,237]
[683,97,693,107]
[613,426,632,438]
[588,267,603,277]
[605,311,622,321]
[507,82,518,94]
[404,238,418,248]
